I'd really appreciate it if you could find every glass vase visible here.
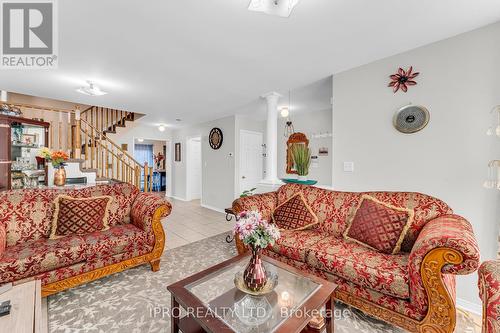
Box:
[243,246,267,291]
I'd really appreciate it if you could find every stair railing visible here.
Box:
[73,110,152,191]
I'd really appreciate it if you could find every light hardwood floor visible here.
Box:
[162,198,234,250]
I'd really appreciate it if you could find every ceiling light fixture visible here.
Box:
[76,81,108,96]
[137,138,144,142]
[248,0,300,18]
[158,125,166,132]
[280,107,289,118]
[283,89,294,137]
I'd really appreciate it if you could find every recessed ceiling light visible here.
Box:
[76,81,108,96]
[248,0,300,18]
[158,125,166,132]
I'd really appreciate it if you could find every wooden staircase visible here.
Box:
[72,106,153,191]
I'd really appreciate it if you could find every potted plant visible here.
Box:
[240,187,256,198]
[291,144,311,181]
[233,211,280,291]
[38,148,69,186]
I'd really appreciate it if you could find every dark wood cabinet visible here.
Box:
[0,115,50,191]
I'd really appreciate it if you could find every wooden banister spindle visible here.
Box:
[74,109,81,159]
[135,166,140,187]
[106,108,109,132]
[149,167,153,192]
[91,127,95,169]
[144,163,149,192]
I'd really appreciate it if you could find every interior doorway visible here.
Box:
[239,130,263,194]
[186,137,202,201]
[133,138,171,196]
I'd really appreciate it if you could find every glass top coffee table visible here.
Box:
[167,253,337,333]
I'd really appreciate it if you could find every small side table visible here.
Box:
[224,208,236,222]
[224,208,238,243]
[0,280,47,333]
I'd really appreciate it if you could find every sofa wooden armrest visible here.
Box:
[408,214,480,333]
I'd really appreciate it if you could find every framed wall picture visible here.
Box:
[21,133,37,146]
[175,143,181,162]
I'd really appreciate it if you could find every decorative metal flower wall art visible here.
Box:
[388,66,419,93]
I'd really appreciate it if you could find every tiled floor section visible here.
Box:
[162,197,234,250]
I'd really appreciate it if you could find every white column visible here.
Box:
[261,92,282,185]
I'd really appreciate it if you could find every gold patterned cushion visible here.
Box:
[50,195,113,239]
[272,192,318,231]
[343,195,413,255]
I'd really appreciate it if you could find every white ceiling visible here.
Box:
[0,0,499,127]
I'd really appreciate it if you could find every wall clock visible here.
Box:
[209,127,223,150]
[393,105,430,134]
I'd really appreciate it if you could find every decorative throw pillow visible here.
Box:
[272,192,318,231]
[343,195,414,255]
[0,224,5,258]
[50,195,113,239]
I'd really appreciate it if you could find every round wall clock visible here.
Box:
[393,105,430,134]
[209,127,223,149]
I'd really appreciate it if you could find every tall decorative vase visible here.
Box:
[243,247,267,291]
[54,167,66,186]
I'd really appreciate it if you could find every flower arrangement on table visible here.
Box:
[233,211,280,291]
[38,148,70,186]
[38,148,69,169]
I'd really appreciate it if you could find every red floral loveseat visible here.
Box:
[232,184,480,333]
[0,182,171,296]
[479,260,500,333]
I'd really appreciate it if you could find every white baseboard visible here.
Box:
[456,298,482,316]
[200,203,226,214]
[169,195,188,201]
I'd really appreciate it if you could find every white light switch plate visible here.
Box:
[343,162,354,172]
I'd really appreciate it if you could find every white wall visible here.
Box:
[332,22,500,311]
[171,116,236,211]
[278,109,333,186]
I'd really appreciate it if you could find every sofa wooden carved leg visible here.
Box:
[417,248,463,333]
[149,259,161,272]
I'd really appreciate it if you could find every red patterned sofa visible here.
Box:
[0,183,171,296]
[232,184,480,333]
[479,260,500,333]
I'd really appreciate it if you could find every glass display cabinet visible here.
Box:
[0,115,50,190]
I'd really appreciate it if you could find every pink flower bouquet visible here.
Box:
[233,210,280,249]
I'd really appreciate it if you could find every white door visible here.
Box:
[239,130,263,194]
[188,138,202,200]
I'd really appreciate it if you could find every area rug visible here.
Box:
[48,232,478,333]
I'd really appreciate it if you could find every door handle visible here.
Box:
[242,176,246,179]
